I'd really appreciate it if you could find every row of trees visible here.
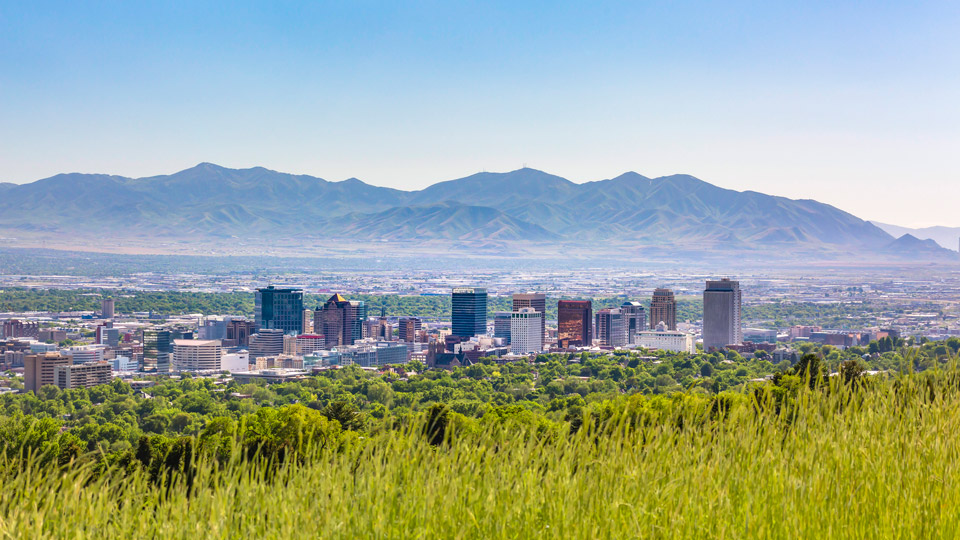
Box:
[3,339,956,465]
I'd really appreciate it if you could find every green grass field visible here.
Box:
[2,367,960,539]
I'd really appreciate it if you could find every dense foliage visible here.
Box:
[2,350,960,537]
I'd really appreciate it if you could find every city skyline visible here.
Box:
[1,2,958,227]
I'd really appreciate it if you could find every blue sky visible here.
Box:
[1,1,958,226]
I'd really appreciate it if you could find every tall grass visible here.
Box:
[2,370,960,538]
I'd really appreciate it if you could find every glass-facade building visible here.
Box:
[141,328,172,372]
[451,287,487,338]
[255,286,304,335]
[557,300,592,348]
[620,301,647,345]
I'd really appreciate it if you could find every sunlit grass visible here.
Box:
[2,370,960,538]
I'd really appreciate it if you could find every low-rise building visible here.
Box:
[636,322,696,354]
[173,339,223,371]
[54,362,113,389]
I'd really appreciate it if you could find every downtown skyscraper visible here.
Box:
[254,286,304,335]
[317,294,367,347]
[557,300,592,348]
[451,287,487,338]
[649,288,677,330]
[512,292,546,338]
[702,279,742,350]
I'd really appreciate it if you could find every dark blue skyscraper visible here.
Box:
[255,286,304,334]
[451,287,487,338]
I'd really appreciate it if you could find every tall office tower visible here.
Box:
[494,312,512,344]
[249,329,285,357]
[173,339,223,371]
[254,286,304,334]
[141,328,172,372]
[317,294,367,347]
[510,307,544,354]
[557,300,592,348]
[620,302,647,345]
[301,309,314,334]
[595,308,627,347]
[512,293,546,338]
[398,317,422,343]
[24,352,72,392]
[703,279,743,350]
[225,319,256,347]
[649,288,677,330]
[451,287,487,338]
[101,298,115,319]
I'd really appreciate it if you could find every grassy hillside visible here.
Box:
[2,358,960,537]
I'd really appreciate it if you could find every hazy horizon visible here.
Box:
[2,2,958,227]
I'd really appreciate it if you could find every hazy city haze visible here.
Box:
[1,2,958,226]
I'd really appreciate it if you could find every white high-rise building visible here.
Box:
[173,339,223,371]
[510,307,543,354]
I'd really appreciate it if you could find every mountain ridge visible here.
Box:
[0,163,926,260]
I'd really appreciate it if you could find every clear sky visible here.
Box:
[1,1,958,227]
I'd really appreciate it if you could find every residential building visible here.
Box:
[38,329,67,343]
[173,339,223,371]
[510,307,543,354]
[2,320,39,339]
[55,362,113,389]
[703,279,743,350]
[254,286,304,334]
[24,352,72,392]
[637,322,696,354]
[451,287,487,338]
[557,300,592,348]
[316,294,367,347]
[649,288,677,330]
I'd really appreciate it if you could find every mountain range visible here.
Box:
[0,163,955,262]
[870,222,960,253]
